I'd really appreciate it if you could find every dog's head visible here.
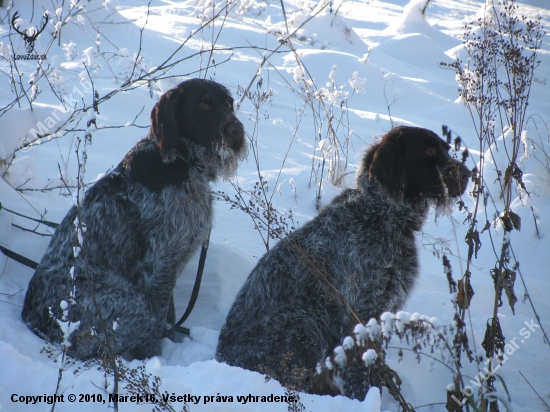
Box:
[359,126,471,203]
[150,78,247,178]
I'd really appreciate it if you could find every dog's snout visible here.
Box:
[441,159,471,197]
[224,119,245,151]
[460,164,472,180]
[459,163,471,190]
[449,161,471,195]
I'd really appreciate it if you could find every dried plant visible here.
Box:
[439,2,547,409]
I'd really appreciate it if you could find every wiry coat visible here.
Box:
[216,126,471,399]
[22,79,247,360]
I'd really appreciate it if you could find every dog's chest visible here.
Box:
[131,180,213,254]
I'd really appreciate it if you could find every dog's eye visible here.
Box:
[227,100,233,110]
[198,100,211,111]
[425,147,436,156]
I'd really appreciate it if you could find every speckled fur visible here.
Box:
[216,126,471,399]
[22,79,247,360]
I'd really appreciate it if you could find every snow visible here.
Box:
[366,318,381,340]
[354,323,368,347]
[395,311,411,333]
[380,312,396,337]
[364,387,382,411]
[342,336,355,350]
[1,0,549,411]
[333,345,347,367]
[362,350,377,367]
[348,71,367,93]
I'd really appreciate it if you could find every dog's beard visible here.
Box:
[431,181,465,218]
[214,139,248,181]
[433,196,453,218]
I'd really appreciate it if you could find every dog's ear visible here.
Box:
[364,130,407,200]
[150,87,184,163]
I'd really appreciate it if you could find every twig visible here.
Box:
[518,371,550,409]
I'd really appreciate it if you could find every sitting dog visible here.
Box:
[216,126,470,399]
[22,78,247,360]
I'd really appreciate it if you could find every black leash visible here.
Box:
[0,245,39,269]
[0,202,59,229]
[173,229,210,336]
[0,202,52,269]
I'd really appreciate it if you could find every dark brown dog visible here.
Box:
[217,126,470,399]
[23,79,247,360]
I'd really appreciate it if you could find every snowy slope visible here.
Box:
[1,0,549,411]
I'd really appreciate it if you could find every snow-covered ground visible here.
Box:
[1,0,549,411]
